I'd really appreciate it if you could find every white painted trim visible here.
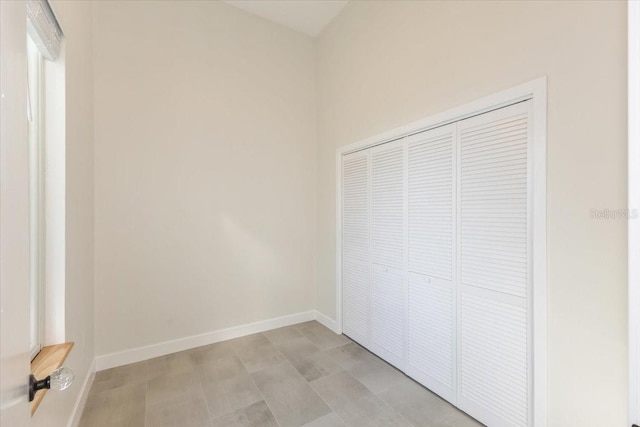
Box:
[314,310,339,333]
[95,311,316,371]
[43,45,66,346]
[530,76,548,427]
[335,152,344,335]
[629,1,640,425]
[335,77,547,426]
[339,79,541,157]
[67,359,95,427]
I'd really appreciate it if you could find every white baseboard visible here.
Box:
[67,359,95,427]
[314,310,339,334]
[95,310,317,371]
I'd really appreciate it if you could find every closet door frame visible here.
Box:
[336,77,547,426]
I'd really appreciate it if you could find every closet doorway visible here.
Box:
[336,78,547,427]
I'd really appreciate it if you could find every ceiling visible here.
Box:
[224,1,348,37]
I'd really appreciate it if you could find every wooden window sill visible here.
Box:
[30,342,74,415]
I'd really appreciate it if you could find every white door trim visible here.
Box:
[335,76,547,426]
[629,1,640,425]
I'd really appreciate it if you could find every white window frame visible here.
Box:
[26,0,65,360]
[335,77,547,426]
[27,33,45,362]
[629,1,640,426]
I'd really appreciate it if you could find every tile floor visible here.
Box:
[79,321,483,427]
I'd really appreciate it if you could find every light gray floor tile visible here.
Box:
[323,342,378,371]
[378,380,451,427]
[200,356,263,419]
[147,351,196,380]
[200,355,247,381]
[222,371,263,410]
[310,371,372,408]
[435,409,485,427]
[263,325,304,346]
[296,322,351,351]
[79,322,482,427]
[251,361,331,427]
[333,395,412,427]
[80,412,144,427]
[230,333,271,352]
[289,349,343,382]
[276,336,341,381]
[347,357,408,394]
[302,412,346,427]
[146,395,212,427]
[146,370,203,406]
[79,382,146,427]
[90,361,149,394]
[201,378,228,421]
[210,401,278,427]
[277,336,320,362]
[231,333,287,373]
[116,414,146,427]
[378,379,483,427]
[189,340,237,366]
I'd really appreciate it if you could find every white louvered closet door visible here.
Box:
[342,150,371,347]
[405,123,457,404]
[369,140,406,368]
[457,101,533,427]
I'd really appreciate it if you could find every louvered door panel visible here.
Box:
[369,141,405,367]
[342,150,371,346]
[371,264,404,365]
[371,143,404,268]
[407,126,455,279]
[458,101,532,427]
[460,290,528,427]
[405,124,456,403]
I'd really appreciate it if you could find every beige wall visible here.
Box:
[93,1,317,356]
[31,1,96,425]
[316,1,627,426]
